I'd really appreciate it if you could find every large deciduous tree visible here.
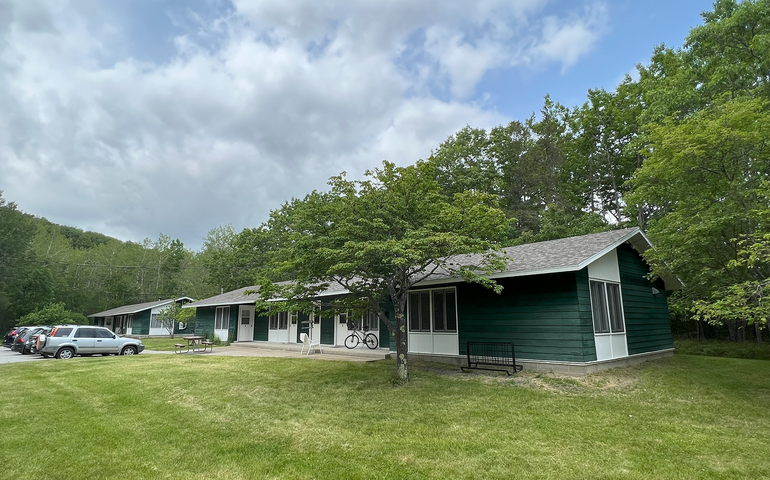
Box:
[254,160,512,382]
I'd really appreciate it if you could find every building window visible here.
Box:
[269,312,289,330]
[215,306,230,330]
[590,280,625,334]
[408,288,457,333]
[362,312,379,332]
[150,314,162,329]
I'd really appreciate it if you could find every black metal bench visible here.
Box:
[461,341,523,375]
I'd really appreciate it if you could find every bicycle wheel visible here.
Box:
[364,334,379,349]
[344,333,360,349]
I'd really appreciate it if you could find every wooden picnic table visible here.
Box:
[175,336,204,354]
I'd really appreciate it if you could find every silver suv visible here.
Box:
[38,326,145,359]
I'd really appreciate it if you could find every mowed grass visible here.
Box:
[1,355,767,480]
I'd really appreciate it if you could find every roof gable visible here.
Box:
[88,296,194,318]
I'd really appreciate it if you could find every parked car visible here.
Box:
[3,327,22,348]
[9,327,37,353]
[12,327,48,354]
[28,327,53,355]
[37,326,144,359]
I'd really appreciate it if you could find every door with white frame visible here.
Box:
[335,311,351,346]
[268,311,290,343]
[590,280,628,361]
[237,305,255,341]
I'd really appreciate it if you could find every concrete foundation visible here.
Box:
[396,348,675,375]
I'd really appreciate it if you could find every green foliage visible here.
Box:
[627,97,769,321]
[674,338,770,360]
[16,302,84,326]
[254,160,514,381]
[155,302,195,337]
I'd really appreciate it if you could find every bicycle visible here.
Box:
[344,329,379,349]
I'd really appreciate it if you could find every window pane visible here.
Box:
[368,312,378,331]
[433,291,445,331]
[590,281,610,334]
[607,283,624,333]
[409,293,420,331]
[269,314,278,330]
[445,290,457,331]
[339,312,347,324]
[279,312,288,330]
[95,329,113,338]
[241,310,250,325]
[420,292,431,331]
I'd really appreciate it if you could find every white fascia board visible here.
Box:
[183,299,256,308]
[413,265,584,287]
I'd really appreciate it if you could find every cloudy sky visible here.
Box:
[0,0,712,250]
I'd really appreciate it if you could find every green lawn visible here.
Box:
[1,355,767,480]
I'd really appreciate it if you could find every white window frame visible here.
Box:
[589,280,625,335]
[215,306,230,331]
[407,287,458,333]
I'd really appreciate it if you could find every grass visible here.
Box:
[1,355,768,480]
[674,338,770,360]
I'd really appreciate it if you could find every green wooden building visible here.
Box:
[185,228,680,373]
[89,297,194,336]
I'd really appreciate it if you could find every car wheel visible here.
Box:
[121,346,137,356]
[56,347,75,360]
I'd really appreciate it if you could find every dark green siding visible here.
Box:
[254,315,268,341]
[193,305,239,341]
[617,244,673,354]
[194,307,216,338]
[133,310,150,336]
[457,273,595,362]
[320,306,334,345]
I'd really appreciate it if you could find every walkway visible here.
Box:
[149,341,392,363]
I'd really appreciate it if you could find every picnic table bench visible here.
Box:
[174,336,212,354]
[461,341,523,375]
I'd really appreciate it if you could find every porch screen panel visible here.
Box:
[419,292,431,331]
[607,283,625,333]
[215,306,230,330]
[433,291,445,331]
[590,281,610,333]
[409,294,419,331]
[445,290,457,331]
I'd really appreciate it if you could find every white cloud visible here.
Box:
[534,2,608,72]
[0,0,607,249]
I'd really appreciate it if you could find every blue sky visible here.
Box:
[0,0,714,250]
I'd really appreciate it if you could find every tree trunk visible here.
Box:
[755,322,763,343]
[738,319,746,342]
[696,320,707,341]
[727,320,737,342]
[393,306,409,383]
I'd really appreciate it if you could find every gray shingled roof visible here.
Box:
[88,297,194,318]
[184,286,261,308]
[184,227,679,308]
[421,227,653,283]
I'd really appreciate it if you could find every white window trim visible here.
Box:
[589,279,626,335]
[407,287,458,334]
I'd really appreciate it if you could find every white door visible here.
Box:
[238,306,255,342]
[336,312,351,346]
